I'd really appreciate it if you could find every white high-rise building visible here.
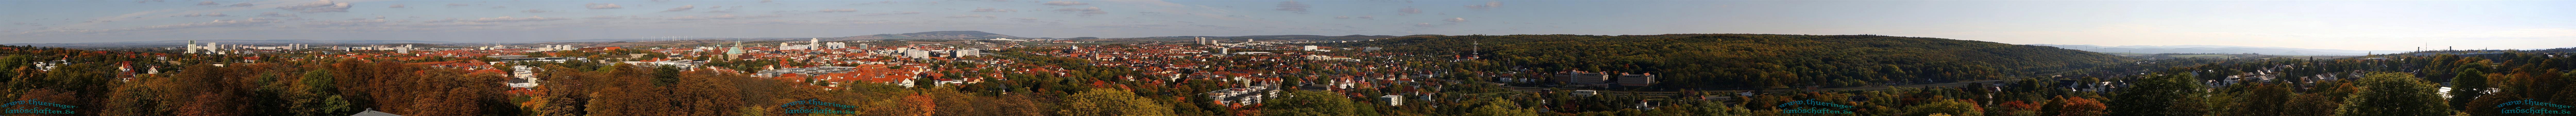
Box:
[905,50,932,58]
[184,40,200,54]
[953,50,981,58]
[777,42,809,50]
[210,42,225,54]
[398,44,413,53]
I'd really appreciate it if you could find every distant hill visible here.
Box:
[2029,44,2407,56]
[518,37,741,43]
[823,30,1024,41]
[1118,34,1407,41]
[2,40,453,48]
[1321,34,2135,89]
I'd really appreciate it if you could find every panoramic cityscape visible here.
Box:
[2,0,2574,116]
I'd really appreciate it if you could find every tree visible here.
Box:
[288,69,354,116]
[2107,74,2205,116]
[1265,91,1363,116]
[2050,96,2108,116]
[1904,99,1983,116]
[1991,101,2042,116]
[1690,100,1750,116]
[2225,83,2292,116]
[1466,99,1541,116]
[2448,68,2488,110]
[2282,94,2341,116]
[2334,72,2450,116]
[1061,88,1175,116]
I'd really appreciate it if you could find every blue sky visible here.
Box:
[5,0,2572,51]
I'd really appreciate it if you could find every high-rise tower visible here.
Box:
[185,40,199,54]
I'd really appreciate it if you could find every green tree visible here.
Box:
[1467,99,1540,116]
[287,69,355,116]
[2225,83,2292,116]
[2282,94,2341,116]
[1904,99,1983,116]
[1690,100,1750,116]
[1266,91,1361,116]
[2447,68,2488,110]
[2334,72,2451,116]
[2107,74,2205,116]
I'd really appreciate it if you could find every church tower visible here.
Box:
[726,41,748,60]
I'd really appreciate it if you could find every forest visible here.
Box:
[1,42,2573,116]
[1315,34,2136,89]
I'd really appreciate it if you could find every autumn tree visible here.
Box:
[2334,72,2450,116]
[2047,96,2108,116]
[1061,88,1176,116]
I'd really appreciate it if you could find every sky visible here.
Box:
[4,0,2572,51]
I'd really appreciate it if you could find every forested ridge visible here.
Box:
[1320,34,2135,88]
[5,39,2571,116]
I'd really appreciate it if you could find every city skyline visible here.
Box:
[6,0,2574,51]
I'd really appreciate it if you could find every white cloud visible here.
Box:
[1275,1,1309,13]
[705,6,742,13]
[430,16,567,23]
[299,19,390,27]
[196,1,218,5]
[946,14,998,19]
[274,0,352,13]
[973,8,1017,12]
[585,3,623,9]
[817,9,858,12]
[585,16,634,20]
[1464,1,1500,10]
[1397,7,1421,15]
[1084,24,1170,29]
[664,5,695,12]
[1053,7,1106,16]
[523,9,552,13]
[179,12,230,17]
[258,12,298,17]
[860,11,923,16]
[664,14,779,20]
[857,1,897,5]
[228,2,256,7]
[1444,17,1466,22]
[1010,18,1045,22]
[138,18,281,30]
[1042,1,1088,6]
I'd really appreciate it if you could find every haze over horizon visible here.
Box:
[6,0,2572,51]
